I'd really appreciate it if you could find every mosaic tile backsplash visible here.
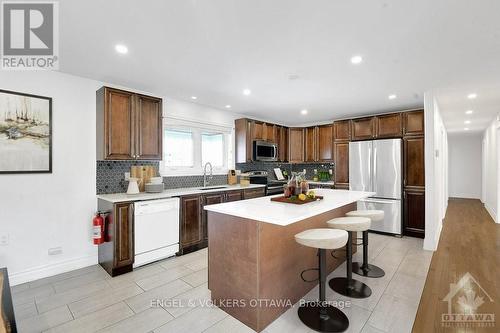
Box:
[236,162,335,181]
[97,161,229,194]
[97,161,335,194]
[96,161,160,194]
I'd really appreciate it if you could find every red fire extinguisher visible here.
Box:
[93,212,104,245]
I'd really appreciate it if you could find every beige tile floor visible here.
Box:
[11,233,432,333]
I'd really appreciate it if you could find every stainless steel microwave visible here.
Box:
[252,140,278,161]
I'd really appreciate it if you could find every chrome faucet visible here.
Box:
[203,162,213,187]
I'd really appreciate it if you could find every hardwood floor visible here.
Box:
[413,199,500,332]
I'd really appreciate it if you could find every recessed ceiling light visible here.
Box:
[467,93,477,99]
[243,89,251,96]
[464,127,470,131]
[115,44,128,54]
[301,109,308,115]
[464,120,471,124]
[388,94,397,100]
[191,96,197,100]
[225,105,231,109]
[350,55,363,64]
[465,110,474,115]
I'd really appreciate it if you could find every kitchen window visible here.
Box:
[163,129,194,167]
[161,118,233,176]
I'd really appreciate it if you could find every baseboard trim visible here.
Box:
[423,219,443,251]
[484,203,498,223]
[8,255,98,286]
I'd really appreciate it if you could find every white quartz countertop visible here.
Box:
[204,189,375,226]
[97,184,266,203]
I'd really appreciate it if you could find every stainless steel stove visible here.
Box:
[246,171,287,196]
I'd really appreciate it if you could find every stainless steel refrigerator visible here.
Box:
[349,139,402,235]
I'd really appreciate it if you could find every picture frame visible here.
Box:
[0,89,52,174]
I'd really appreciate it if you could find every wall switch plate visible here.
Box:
[0,233,9,246]
[124,172,130,181]
[48,247,63,256]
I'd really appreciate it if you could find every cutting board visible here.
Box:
[130,166,157,192]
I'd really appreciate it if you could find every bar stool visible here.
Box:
[295,228,350,332]
[346,210,385,278]
[327,217,372,299]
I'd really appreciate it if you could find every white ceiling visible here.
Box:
[59,0,500,130]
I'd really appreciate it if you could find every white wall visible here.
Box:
[424,93,449,251]
[482,116,500,223]
[448,133,482,199]
[0,71,240,285]
[0,71,101,285]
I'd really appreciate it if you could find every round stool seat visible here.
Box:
[346,210,384,223]
[295,228,348,250]
[327,217,371,232]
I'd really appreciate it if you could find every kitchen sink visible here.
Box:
[200,186,229,190]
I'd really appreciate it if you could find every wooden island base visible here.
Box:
[207,202,356,332]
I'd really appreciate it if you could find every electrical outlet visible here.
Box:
[48,247,63,256]
[0,233,9,246]
[124,172,130,181]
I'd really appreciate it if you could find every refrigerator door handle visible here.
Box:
[372,144,377,194]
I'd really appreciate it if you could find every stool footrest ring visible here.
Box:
[300,268,319,282]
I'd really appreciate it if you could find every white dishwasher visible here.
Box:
[134,198,180,268]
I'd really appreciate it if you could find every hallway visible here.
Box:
[413,199,500,332]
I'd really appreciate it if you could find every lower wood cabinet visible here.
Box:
[201,193,224,242]
[180,195,203,249]
[97,200,135,277]
[180,187,266,254]
[243,187,266,199]
[403,189,425,238]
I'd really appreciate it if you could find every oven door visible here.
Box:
[253,141,277,161]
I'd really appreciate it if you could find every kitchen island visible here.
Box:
[204,189,374,332]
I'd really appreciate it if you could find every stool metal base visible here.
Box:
[329,277,372,299]
[298,302,349,333]
[352,262,385,278]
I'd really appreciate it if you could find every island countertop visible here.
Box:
[204,189,375,226]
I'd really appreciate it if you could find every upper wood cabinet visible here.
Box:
[403,110,424,136]
[376,113,402,138]
[235,118,252,163]
[235,119,287,163]
[317,124,334,161]
[97,87,162,160]
[404,137,425,188]
[304,127,317,162]
[264,123,277,142]
[278,126,288,162]
[136,94,163,160]
[334,120,351,141]
[251,121,265,141]
[351,117,376,141]
[288,128,305,163]
[334,142,349,187]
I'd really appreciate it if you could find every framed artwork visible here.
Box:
[0,89,52,174]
